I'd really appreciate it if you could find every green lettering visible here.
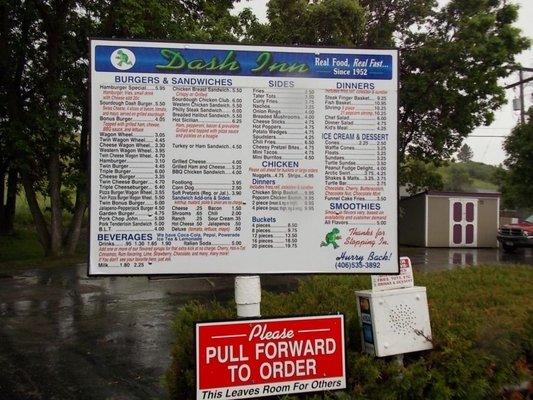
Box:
[268,62,309,73]
[252,51,309,74]
[270,62,289,73]
[251,52,272,74]
[156,49,240,73]
[156,49,186,70]
[204,56,220,71]
[217,50,240,72]
[188,59,206,70]
[291,63,309,73]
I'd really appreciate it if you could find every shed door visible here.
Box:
[449,198,478,247]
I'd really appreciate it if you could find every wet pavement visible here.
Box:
[403,246,533,271]
[0,247,531,399]
[0,267,298,400]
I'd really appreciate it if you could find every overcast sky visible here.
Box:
[233,0,532,165]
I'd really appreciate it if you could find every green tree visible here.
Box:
[2,0,244,256]
[443,163,473,192]
[264,0,366,46]
[457,143,474,162]
[245,0,529,187]
[0,0,38,235]
[2,0,529,255]
[399,0,528,164]
[400,156,443,195]
[500,108,533,208]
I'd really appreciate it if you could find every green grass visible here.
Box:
[470,178,498,191]
[0,228,45,261]
[166,266,533,399]
[13,191,72,226]
[13,191,35,226]
[1,192,48,266]
[416,267,531,340]
[437,161,500,192]
[0,192,87,270]
[0,226,87,271]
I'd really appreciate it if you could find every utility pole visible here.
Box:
[505,66,533,124]
[519,69,525,124]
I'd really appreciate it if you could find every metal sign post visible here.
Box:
[235,275,261,318]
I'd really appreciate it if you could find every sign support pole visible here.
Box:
[235,275,261,317]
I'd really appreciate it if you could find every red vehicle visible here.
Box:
[497,215,533,252]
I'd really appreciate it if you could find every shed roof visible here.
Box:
[402,190,501,201]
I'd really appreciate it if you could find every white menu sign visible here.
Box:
[89,39,399,275]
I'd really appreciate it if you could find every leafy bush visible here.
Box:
[165,266,532,399]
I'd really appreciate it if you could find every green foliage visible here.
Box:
[0,189,86,264]
[400,158,502,196]
[400,157,443,195]
[436,161,501,193]
[166,266,532,399]
[0,0,245,254]
[461,161,501,185]
[2,0,529,249]
[0,228,45,262]
[0,224,87,265]
[166,301,235,399]
[442,163,474,192]
[400,0,529,164]
[457,144,474,163]
[246,0,529,190]
[500,108,533,209]
[262,0,366,46]
[90,0,241,42]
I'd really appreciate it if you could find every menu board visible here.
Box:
[89,40,398,275]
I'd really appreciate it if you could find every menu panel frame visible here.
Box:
[88,38,400,276]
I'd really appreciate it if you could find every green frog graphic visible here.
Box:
[115,49,132,67]
[321,228,341,249]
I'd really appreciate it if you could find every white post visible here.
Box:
[235,275,261,318]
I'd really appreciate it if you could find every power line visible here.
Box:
[504,73,533,89]
[504,67,533,123]
[468,135,508,138]
[475,127,514,130]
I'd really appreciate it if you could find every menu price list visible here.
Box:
[94,85,394,266]
[94,84,394,269]
[97,84,166,235]
[90,43,397,274]
[322,88,390,234]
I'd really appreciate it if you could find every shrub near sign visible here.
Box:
[196,315,346,399]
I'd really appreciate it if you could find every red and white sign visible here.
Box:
[196,315,346,399]
[371,256,414,291]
